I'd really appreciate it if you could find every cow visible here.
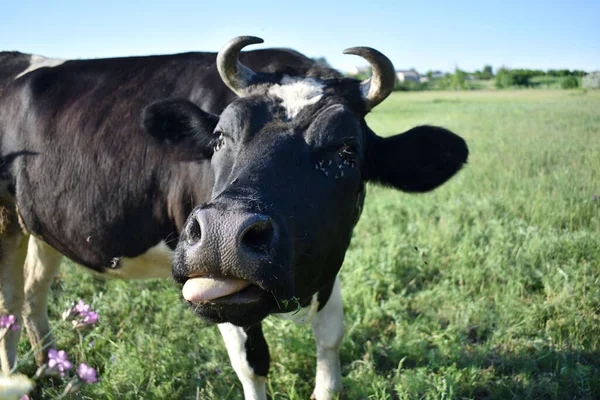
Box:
[0,36,468,399]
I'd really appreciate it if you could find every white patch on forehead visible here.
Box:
[268,75,325,119]
[15,54,66,79]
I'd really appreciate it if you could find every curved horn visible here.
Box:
[343,47,396,111]
[217,36,264,96]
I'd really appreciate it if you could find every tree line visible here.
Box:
[313,57,591,91]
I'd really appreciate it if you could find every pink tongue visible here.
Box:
[182,277,251,302]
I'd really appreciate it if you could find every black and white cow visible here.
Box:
[0,36,468,399]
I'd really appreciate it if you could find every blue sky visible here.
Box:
[2,0,598,73]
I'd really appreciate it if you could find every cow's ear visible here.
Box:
[363,125,468,192]
[143,99,218,156]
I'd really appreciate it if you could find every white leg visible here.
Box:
[22,236,63,365]
[0,228,28,373]
[311,276,344,400]
[218,323,268,400]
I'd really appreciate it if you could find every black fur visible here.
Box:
[244,324,270,377]
[364,125,469,192]
[143,98,218,160]
[0,51,31,95]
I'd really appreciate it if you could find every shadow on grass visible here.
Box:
[355,330,600,399]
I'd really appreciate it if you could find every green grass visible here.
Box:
[17,90,600,399]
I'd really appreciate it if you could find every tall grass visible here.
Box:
[21,90,600,399]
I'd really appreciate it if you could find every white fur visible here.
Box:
[22,236,63,366]
[0,233,28,373]
[15,55,65,79]
[101,240,173,280]
[311,276,344,400]
[273,293,319,324]
[218,323,267,400]
[268,75,324,119]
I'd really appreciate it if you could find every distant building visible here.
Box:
[346,66,371,76]
[582,71,600,89]
[396,70,421,83]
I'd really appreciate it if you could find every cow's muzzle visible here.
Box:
[173,206,293,324]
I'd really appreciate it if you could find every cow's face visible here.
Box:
[144,37,468,327]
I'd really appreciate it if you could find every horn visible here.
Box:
[343,47,396,111]
[216,36,264,96]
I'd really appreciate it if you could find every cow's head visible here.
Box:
[144,37,468,326]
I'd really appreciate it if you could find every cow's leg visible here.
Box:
[22,236,62,366]
[311,276,344,400]
[218,322,269,400]
[0,203,28,373]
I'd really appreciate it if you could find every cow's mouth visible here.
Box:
[182,276,264,304]
[182,275,274,326]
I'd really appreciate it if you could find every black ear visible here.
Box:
[142,99,219,157]
[364,125,468,192]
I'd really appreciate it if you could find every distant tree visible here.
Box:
[561,76,579,89]
[531,69,545,77]
[495,67,513,88]
[451,67,467,90]
[511,69,533,86]
[558,69,571,77]
[394,80,426,91]
[481,65,494,79]
[437,73,452,89]
[312,57,331,67]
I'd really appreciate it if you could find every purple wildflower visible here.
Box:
[73,311,98,329]
[76,363,98,383]
[47,349,73,376]
[74,300,91,315]
[82,311,98,325]
[63,299,94,321]
[0,314,21,331]
[21,396,30,400]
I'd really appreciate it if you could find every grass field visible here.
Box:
[17,89,600,399]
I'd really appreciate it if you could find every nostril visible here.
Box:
[185,215,202,245]
[240,219,275,255]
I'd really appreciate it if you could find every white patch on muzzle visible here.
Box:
[15,55,66,79]
[268,75,324,119]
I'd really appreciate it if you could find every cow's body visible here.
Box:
[0,38,468,400]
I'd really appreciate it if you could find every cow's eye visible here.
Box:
[338,144,357,167]
[213,132,226,152]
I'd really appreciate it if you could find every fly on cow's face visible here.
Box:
[337,139,358,168]
[213,131,226,152]
[338,147,356,168]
